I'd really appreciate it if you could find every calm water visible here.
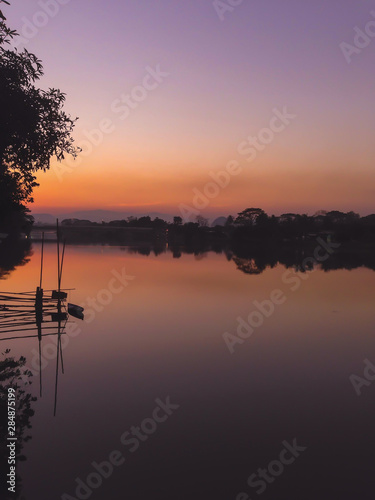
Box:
[1,243,375,499]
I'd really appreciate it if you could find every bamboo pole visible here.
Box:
[56,219,60,294]
[59,240,66,292]
[40,232,45,289]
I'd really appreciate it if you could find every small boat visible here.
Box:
[68,303,84,320]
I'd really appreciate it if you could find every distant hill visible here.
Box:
[211,216,228,227]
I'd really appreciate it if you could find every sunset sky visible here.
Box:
[7,0,375,218]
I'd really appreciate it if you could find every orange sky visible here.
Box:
[31,129,375,217]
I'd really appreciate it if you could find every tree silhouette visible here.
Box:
[0,1,79,229]
[195,215,208,227]
[235,208,266,226]
[225,215,234,226]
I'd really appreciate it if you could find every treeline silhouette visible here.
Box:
[56,208,375,246]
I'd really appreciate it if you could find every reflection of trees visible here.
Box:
[320,249,375,272]
[0,350,36,499]
[194,253,208,261]
[233,243,375,275]
[123,244,167,257]
[29,236,375,275]
[118,240,375,274]
[172,248,182,259]
[0,239,32,280]
[232,257,264,275]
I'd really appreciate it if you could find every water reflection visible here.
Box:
[0,240,37,497]
[0,350,36,500]
[0,237,374,499]
[0,290,69,409]
[0,291,70,498]
[0,237,82,498]
[0,239,33,281]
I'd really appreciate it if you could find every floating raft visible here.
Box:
[0,288,70,336]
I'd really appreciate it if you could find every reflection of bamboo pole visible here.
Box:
[0,321,55,328]
[39,336,42,397]
[0,331,68,341]
[0,307,56,315]
[1,289,74,294]
[2,310,67,322]
[60,334,64,374]
[0,322,40,329]
[54,323,60,417]
[0,317,58,327]
[0,319,55,327]
[1,315,42,322]
[0,322,69,334]
[0,289,74,298]
[0,297,41,302]
[1,306,63,314]
[0,307,56,312]
[0,306,64,312]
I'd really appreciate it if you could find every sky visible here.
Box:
[5,0,375,218]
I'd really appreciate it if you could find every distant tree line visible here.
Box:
[60,208,375,245]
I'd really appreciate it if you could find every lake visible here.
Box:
[1,242,374,499]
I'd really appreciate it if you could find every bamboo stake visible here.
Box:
[40,232,45,289]
[59,240,66,292]
[56,219,60,294]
